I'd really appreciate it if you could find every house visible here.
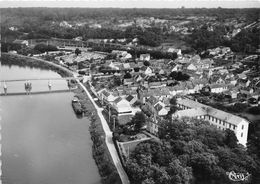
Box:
[149,82,165,89]
[101,90,117,103]
[59,21,72,28]
[171,64,182,72]
[135,75,144,83]
[146,96,159,106]
[146,88,171,98]
[112,97,133,115]
[218,69,229,75]
[210,84,228,93]
[112,50,132,59]
[97,88,107,98]
[9,26,18,31]
[192,78,208,92]
[167,80,175,86]
[126,95,138,105]
[187,63,197,71]
[237,79,250,88]
[108,61,120,70]
[154,102,169,116]
[228,77,237,86]
[8,50,17,54]
[13,39,29,46]
[167,48,182,56]
[215,77,226,85]
[145,96,159,113]
[73,36,83,41]
[89,24,102,29]
[140,66,153,76]
[237,73,247,79]
[140,54,151,61]
[169,85,186,96]
[210,75,226,85]
[123,63,131,70]
[190,55,201,63]
[174,98,249,146]
[124,78,134,86]
[197,58,214,69]
[159,69,166,75]
[225,88,239,99]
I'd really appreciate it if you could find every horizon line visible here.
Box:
[0,0,259,9]
[1,7,260,9]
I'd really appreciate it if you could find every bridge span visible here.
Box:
[0,89,72,96]
[0,77,82,83]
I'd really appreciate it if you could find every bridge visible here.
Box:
[0,77,82,96]
[0,77,82,83]
[0,89,72,96]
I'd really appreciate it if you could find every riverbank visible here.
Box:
[74,82,130,184]
[1,53,126,184]
[1,53,73,78]
[73,87,122,184]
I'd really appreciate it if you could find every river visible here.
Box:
[0,61,101,184]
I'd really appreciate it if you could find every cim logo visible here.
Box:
[226,171,251,182]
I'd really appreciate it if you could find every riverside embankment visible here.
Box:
[1,53,129,184]
[1,58,101,184]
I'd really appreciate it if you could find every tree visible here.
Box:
[247,120,260,158]
[1,42,22,52]
[75,48,81,56]
[169,71,190,81]
[124,72,132,79]
[191,152,219,181]
[131,112,146,132]
[34,44,58,53]
[142,178,155,184]
[224,129,238,148]
[113,76,122,86]
[126,116,258,184]
[170,97,177,106]
[143,60,151,66]
[167,159,193,184]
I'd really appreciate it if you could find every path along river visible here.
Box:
[0,60,101,184]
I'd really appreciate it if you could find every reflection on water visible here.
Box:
[0,65,68,93]
[0,63,101,184]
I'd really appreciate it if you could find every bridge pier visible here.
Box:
[3,88,7,95]
[48,80,52,91]
[3,82,7,95]
[24,81,32,95]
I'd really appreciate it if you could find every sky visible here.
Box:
[0,0,259,8]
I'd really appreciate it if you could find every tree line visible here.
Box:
[1,8,259,22]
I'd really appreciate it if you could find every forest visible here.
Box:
[1,8,259,52]
[1,8,259,22]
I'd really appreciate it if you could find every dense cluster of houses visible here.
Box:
[8,33,259,147]
[86,47,259,146]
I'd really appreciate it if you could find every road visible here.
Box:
[10,53,130,184]
[76,81,130,184]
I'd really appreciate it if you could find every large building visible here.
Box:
[173,98,249,147]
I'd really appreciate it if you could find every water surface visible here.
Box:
[0,62,101,184]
